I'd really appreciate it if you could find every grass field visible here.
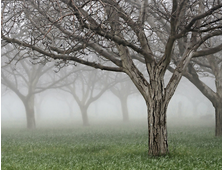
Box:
[1,120,222,170]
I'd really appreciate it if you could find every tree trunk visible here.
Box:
[122,61,170,156]
[215,102,222,136]
[24,96,36,129]
[214,73,222,137]
[147,98,169,156]
[121,97,129,122]
[80,106,89,126]
[146,74,169,156]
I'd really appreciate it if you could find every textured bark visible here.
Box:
[117,40,170,156]
[214,66,222,137]
[24,96,36,129]
[215,101,222,136]
[147,77,169,156]
[147,102,168,155]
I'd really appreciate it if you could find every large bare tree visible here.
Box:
[1,0,221,156]
[127,0,222,136]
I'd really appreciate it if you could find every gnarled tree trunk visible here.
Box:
[146,74,169,156]
[215,101,222,136]
[147,98,168,156]
[214,67,222,137]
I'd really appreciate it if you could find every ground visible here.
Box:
[1,119,221,170]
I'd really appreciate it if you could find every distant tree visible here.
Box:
[110,73,138,122]
[173,78,210,117]
[64,98,75,118]
[2,0,221,155]
[55,94,75,118]
[35,92,48,120]
[182,52,222,136]
[2,58,48,129]
[1,47,75,129]
[59,66,115,126]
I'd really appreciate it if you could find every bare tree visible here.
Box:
[2,57,51,129]
[59,66,115,126]
[182,52,222,136]
[35,92,48,120]
[110,73,138,122]
[1,0,221,156]
[127,0,222,136]
[174,77,210,117]
[44,89,77,118]
[1,47,75,129]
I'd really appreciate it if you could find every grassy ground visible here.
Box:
[1,120,222,170]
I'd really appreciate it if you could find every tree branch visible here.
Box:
[1,34,123,72]
[193,44,222,58]
[175,3,222,39]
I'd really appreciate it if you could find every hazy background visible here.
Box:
[1,73,215,128]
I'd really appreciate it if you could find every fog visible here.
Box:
[1,74,215,128]
[1,0,220,130]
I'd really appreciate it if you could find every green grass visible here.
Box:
[1,121,222,170]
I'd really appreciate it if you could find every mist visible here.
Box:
[1,72,215,129]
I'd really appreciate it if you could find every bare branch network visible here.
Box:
[1,0,222,156]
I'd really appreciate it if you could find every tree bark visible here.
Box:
[215,101,222,136]
[121,96,129,122]
[80,106,89,126]
[24,96,36,129]
[129,71,169,156]
[146,92,169,156]
[214,66,222,137]
[117,43,171,156]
